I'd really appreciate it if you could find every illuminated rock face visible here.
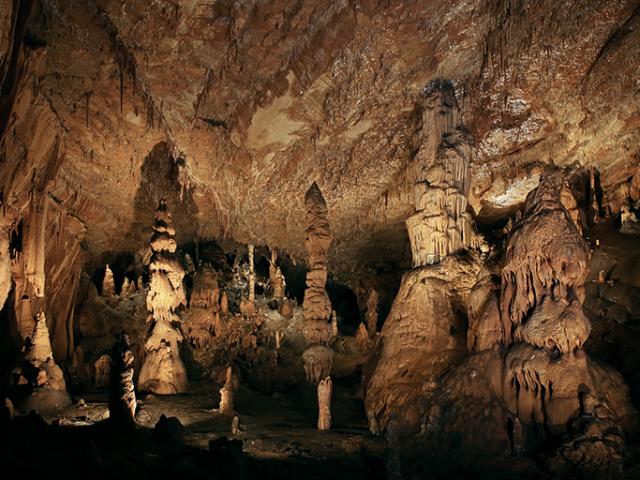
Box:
[138,199,188,395]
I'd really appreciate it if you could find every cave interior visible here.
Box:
[1,1,640,479]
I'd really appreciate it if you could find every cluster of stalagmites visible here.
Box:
[302,182,333,430]
[138,199,188,394]
[365,79,636,477]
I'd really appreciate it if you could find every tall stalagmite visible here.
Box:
[405,80,475,267]
[138,199,188,394]
[366,80,478,433]
[302,182,334,430]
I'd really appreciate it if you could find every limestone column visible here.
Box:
[302,182,334,430]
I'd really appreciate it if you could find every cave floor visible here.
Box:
[2,383,388,480]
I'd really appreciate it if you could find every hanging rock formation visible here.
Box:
[108,332,137,428]
[138,199,188,394]
[365,80,479,433]
[302,182,334,430]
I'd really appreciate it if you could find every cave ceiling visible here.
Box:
[6,0,639,279]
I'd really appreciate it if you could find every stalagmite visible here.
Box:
[219,366,234,416]
[302,182,334,430]
[269,249,285,301]
[247,244,255,305]
[364,289,379,338]
[275,331,284,350]
[185,263,218,347]
[13,312,72,412]
[102,264,116,297]
[405,80,476,267]
[0,231,10,311]
[138,199,188,394]
[355,322,370,348]
[366,80,479,433]
[317,377,332,431]
[108,332,137,427]
[220,290,229,315]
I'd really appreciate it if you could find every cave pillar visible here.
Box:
[302,182,334,430]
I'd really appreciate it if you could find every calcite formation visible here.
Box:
[317,377,332,431]
[302,182,334,378]
[0,231,10,310]
[302,182,334,429]
[218,366,235,416]
[13,312,72,412]
[108,332,137,427]
[138,199,188,394]
[405,80,476,267]
[364,289,379,338]
[184,263,219,348]
[366,80,479,433]
[411,170,637,472]
[102,265,116,298]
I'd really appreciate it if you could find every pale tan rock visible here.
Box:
[139,199,188,394]
[355,322,370,349]
[0,231,10,311]
[219,366,235,416]
[317,376,332,431]
[94,354,111,389]
[102,264,116,298]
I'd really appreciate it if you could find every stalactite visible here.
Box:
[138,199,188,394]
